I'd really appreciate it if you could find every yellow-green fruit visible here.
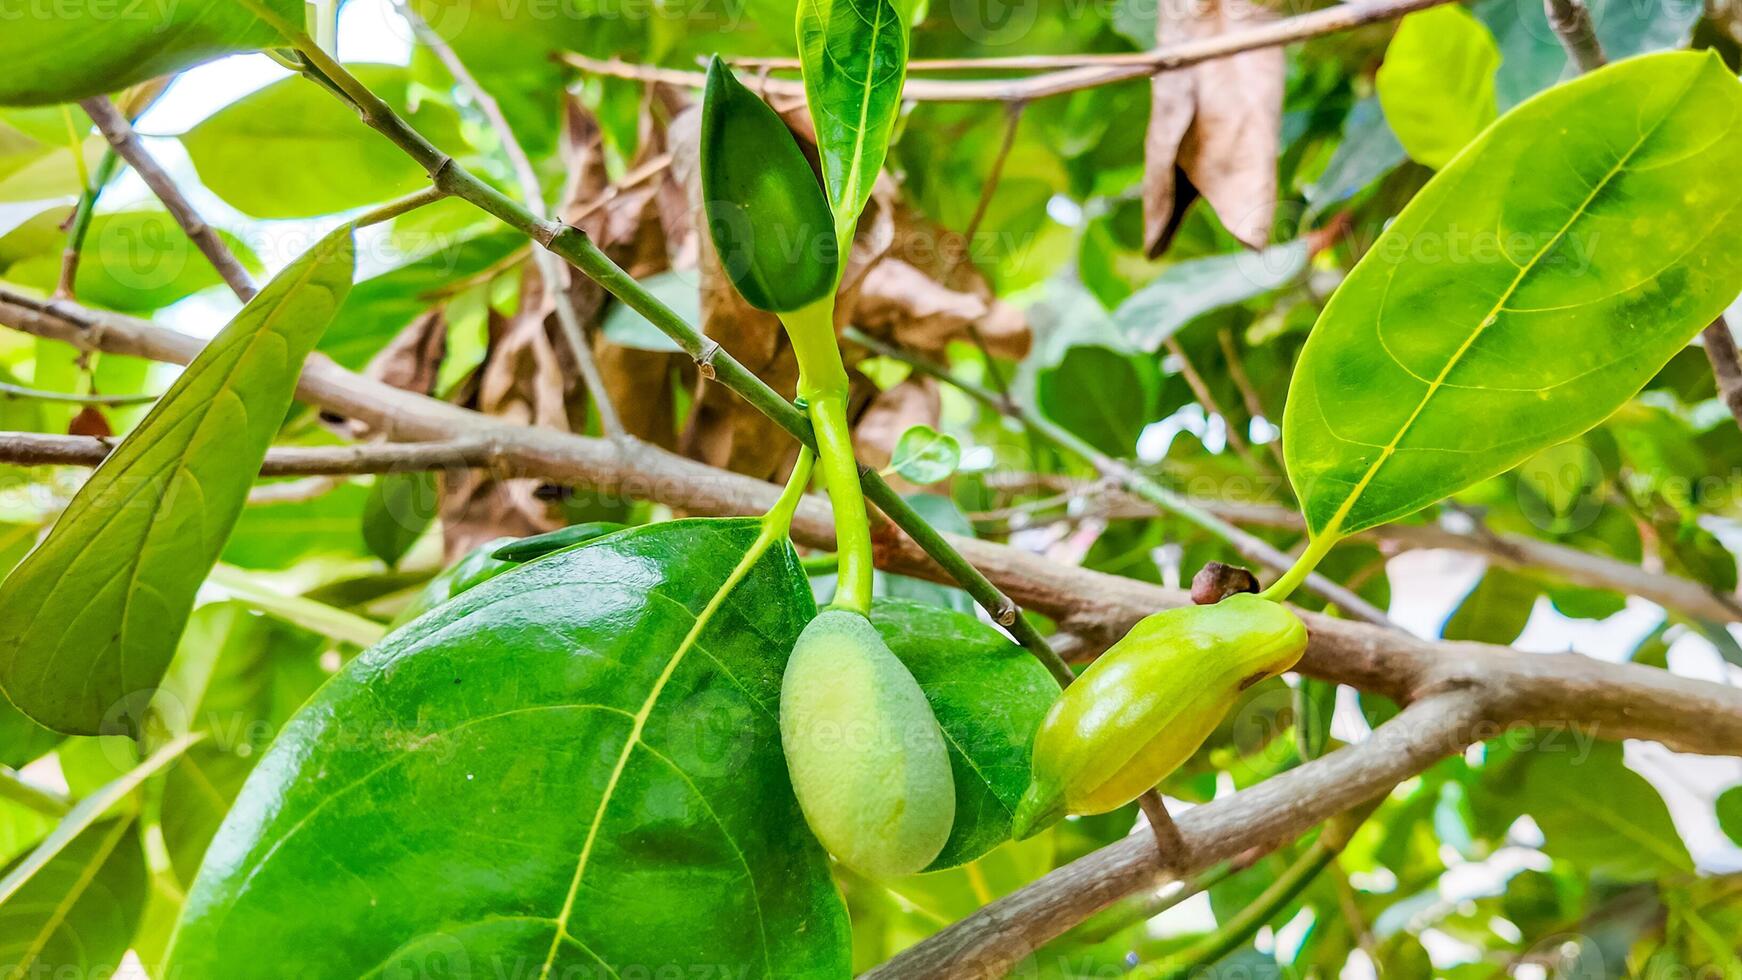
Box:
[1011,594,1308,838]
[780,609,956,878]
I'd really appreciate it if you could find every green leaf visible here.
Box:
[221,481,374,571]
[797,0,909,238]
[869,599,1059,869]
[362,471,439,567]
[1112,242,1309,352]
[4,210,261,314]
[1284,53,1742,542]
[889,424,961,484]
[700,57,840,313]
[1510,740,1692,880]
[182,65,464,219]
[387,537,518,629]
[0,734,198,908]
[0,700,60,771]
[601,271,694,353]
[1443,567,1540,645]
[322,229,523,370]
[169,519,851,977]
[1037,345,1161,457]
[154,602,328,885]
[0,0,302,106]
[0,818,146,978]
[1293,677,1337,761]
[0,228,355,736]
[1718,785,1742,848]
[1375,5,1500,170]
[1305,97,1406,220]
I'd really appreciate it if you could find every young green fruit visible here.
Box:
[1011,594,1308,839]
[699,55,840,313]
[780,608,955,878]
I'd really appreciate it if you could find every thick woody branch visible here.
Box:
[994,474,1742,624]
[565,0,1454,104]
[5,290,1739,757]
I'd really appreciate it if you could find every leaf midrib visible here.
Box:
[536,526,783,980]
[1316,73,1702,541]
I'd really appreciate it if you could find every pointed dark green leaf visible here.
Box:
[0,0,303,106]
[0,228,355,736]
[797,0,909,238]
[869,599,1059,870]
[169,519,851,978]
[700,57,839,312]
[1284,52,1742,541]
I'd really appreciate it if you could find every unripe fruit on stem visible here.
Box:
[780,609,956,878]
[1011,594,1309,839]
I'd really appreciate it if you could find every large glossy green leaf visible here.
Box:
[182,65,464,220]
[169,519,851,978]
[1283,52,1742,541]
[0,228,355,736]
[869,599,1058,870]
[797,0,909,238]
[0,818,146,978]
[0,0,301,106]
[1375,5,1499,170]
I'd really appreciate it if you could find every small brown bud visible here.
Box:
[1191,561,1260,605]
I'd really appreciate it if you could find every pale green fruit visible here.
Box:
[779,609,955,878]
[1011,594,1309,839]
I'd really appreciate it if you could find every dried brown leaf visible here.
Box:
[1144,0,1283,255]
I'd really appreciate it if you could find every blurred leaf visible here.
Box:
[1304,97,1406,220]
[0,818,146,978]
[889,424,962,484]
[1476,0,1702,108]
[0,0,300,105]
[1113,242,1308,352]
[600,271,693,353]
[1509,741,1693,880]
[5,210,260,313]
[362,471,439,567]
[1376,5,1499,169]
[1037,345,1160,457]
[1443,567,1540,645]
[1718,785,1742,847]
[183,65,465,219]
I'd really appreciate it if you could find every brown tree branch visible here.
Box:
[0,431,515,477]
[1704,316,1742,434]
[564,0,1455,104]
[79,96,259,301]
[987,474,1742,624]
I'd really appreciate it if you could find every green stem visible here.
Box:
[762,447,815,541]
[57,147,122,297]
[0,766,71,817]
[781,298,872,614]
[352,186,448,228]
[236,3,1072,684]
[1258,533,1338,605]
